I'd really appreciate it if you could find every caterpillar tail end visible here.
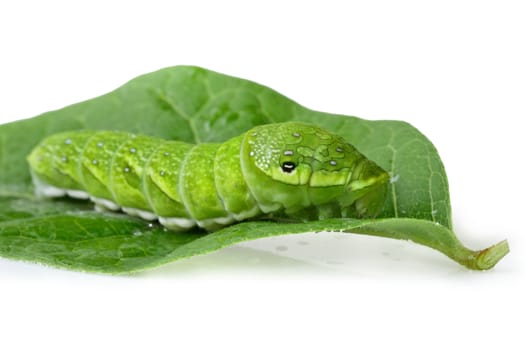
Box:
[30,170,66,198]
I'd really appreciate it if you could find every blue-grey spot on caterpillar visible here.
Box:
[27,122,389,231]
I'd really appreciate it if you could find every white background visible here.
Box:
[1,1,523,349]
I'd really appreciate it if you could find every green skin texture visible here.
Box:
[27,122,389,231]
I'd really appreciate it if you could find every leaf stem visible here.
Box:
[346,218,509,271]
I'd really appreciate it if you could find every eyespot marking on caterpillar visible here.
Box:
[281,161,296,173]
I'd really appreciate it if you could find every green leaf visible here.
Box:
[0,66,508,273]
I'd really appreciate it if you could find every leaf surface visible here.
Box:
[0,66,508,273]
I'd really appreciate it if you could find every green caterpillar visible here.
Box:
[27,122,389,231]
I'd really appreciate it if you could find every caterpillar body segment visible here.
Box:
[27,122,389,231]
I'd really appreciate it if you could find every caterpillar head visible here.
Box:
[241,122,389,217]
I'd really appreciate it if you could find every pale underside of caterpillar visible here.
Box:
[27,122,389,231]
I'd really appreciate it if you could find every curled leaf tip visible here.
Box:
[473,239,509,270]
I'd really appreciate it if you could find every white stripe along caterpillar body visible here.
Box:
[27,122,389,231]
